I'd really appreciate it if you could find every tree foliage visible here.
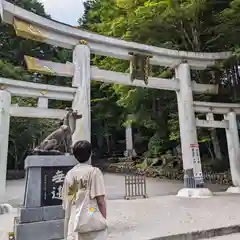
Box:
[80,0,239,164]
[2,0,240,172]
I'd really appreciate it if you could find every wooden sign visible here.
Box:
[41,166,72,206]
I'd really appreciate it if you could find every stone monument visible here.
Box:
[14,110,81,240]
[15,156,78,240]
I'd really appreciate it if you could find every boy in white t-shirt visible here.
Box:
[62,140,107,240]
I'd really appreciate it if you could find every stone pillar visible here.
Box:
[124,115,136,158]
[0,90,11,197]
[37,97,48,109]
[71,44,91,148]
[207,113,222,160]
[225,111,240,193]
[175,63,212,197]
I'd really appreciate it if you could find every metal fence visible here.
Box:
[124,174,148,200]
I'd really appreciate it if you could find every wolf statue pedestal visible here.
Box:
[15,155,78,240]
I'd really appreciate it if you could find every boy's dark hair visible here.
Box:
[72,140,92,163]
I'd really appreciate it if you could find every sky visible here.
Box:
[38,0,85,26]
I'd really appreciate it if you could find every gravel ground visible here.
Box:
[0,174,238,240]
[2,194,240,240]
[106,194,240,239]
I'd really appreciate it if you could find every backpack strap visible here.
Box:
[86,167,95,190]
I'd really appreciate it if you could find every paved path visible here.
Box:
[2,194,240,240]
[0,173,237,240]
[106,193,240,239]
[2,173,228,206]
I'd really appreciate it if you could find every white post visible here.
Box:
[0,90,11,197]
[225,111,240,193]
[124,115,136,158]
[37,97,48,108]
[72,44,91,149]
[175,63,212,197]
[126,124,133,150]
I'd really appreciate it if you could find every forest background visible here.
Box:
[1,0,240,175]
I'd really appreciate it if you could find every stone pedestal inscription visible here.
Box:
[15,155,78,240]
[41,166,72,206]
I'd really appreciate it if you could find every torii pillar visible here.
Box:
[71,43,91,163]
[225,111,240,193]
[0,90,11,197]
[175,63,212,198]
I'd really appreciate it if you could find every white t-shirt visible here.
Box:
[62,164,107,240]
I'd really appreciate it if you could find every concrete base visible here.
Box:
[16,206,65,240]
[124,149,137,158]
[177,188,213,198]
[226,186,240,194]
[16,219,64,240]
[19,205,64,223]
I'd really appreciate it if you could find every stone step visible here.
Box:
[16,219,64,240]
[148,225,240,240]
[205,233,240,239]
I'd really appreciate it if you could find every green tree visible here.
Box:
[3,0,240,172]
[80,0,236,163]
[0,0,71,169]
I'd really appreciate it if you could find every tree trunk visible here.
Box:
[104,121,111,154]
[206,142,214,162]
[14,143,19,170]
[211,129,222,160]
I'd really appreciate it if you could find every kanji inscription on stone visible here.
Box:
[41,166,72,206]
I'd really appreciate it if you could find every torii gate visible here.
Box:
[194,101,240,193]
[0,0,236,198]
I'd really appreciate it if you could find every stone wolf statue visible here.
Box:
[32,108,82,155]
